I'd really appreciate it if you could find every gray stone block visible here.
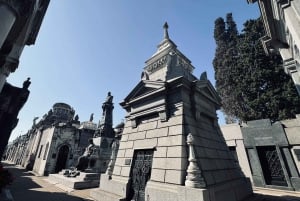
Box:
[150,168,166,182]
[153,146,167,158]
[168,125,183,136]
[133,138,157,149]
[166,146,187,158]
[157,135,184,146]
[152,157,187,170]
[128,131,146,141]
[146,127,168,138]
[165,169,185,184]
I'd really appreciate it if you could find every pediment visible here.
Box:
[123,80,165,103]
[195,80,222,107]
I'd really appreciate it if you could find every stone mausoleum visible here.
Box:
[90,23,252,201]
[222,116,300,191]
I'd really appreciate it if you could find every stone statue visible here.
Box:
[90,113,94,122]
[74,114,79,121]
[22,77,31,89]
[102,92,113,114]
[105,92,113,103]
[75,138,95,171]
[32,117,38,127]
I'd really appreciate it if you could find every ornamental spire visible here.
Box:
[163,22,169,40]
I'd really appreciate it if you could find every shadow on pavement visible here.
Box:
[2,162,89,201]
[245,192,300,201]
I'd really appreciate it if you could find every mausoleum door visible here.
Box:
[54,145,69,173]
[257,146,288,187]
[128,149,154,201]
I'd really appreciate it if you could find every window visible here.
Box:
[38,145,43,158]
[43,143,49,160]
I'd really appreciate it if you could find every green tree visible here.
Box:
[213,16,300,122]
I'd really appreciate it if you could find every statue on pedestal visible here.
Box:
[76,138,95,171]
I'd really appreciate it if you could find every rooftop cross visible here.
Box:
[163,22,169,39]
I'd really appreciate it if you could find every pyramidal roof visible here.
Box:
[152,22,177,57]
[143,22,195,82]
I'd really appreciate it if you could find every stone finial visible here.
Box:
[90,113,94,122]
[185,133,206,188]
[163,22,169,39]
[200,71,207,81]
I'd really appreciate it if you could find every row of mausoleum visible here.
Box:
[4,93,124,178]
[221,116,300,191]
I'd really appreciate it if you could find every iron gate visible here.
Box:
[257,146,287,186]
[128,149,154,201]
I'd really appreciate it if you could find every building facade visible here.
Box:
[0,0,50,91]
[222,116,300,191]
[91,23,252,201]
[247,0,300,94]
[0,0,50,159]
[5,93,118,178]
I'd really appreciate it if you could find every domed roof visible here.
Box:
[53,102,72,110]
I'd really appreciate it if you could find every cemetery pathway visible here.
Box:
[2,162,95,201]
[2,161,300,201]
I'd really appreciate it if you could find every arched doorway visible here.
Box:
[54,145,69,173]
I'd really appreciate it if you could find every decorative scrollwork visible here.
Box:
[129,150,153,201]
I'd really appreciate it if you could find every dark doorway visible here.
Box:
[257,146,287,186]
[54,145,69,173]
[127,149,154,201]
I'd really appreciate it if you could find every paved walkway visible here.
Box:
[2,162,300,201]
[1,162,95,201]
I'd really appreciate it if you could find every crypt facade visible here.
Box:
[91,23,252,201]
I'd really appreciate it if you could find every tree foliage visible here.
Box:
[213,15,300,123]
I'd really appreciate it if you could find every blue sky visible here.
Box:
[8,1,260,141]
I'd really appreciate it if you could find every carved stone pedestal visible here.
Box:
[48,170,100,189]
